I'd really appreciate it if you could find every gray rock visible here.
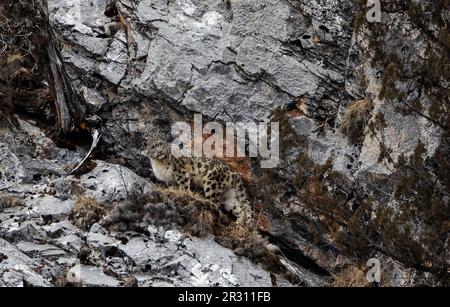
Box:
[50,177,81,201]
[357,101,443,175]
[55,235,84,253]
[80,161,148,204]
[16,241,67,259]
[31,196,74,220]
[20,157,66,182]
[0,143,26,189]
[82,86,108,112]
[119,237,165,267]
[1,0,443,288]
[56,257,78,268]
[118,230,274,287]
[183,236,272,287]
[87,224,118,251]
[48,0,110,33]
[0,220,48,243]
[0,119,80,192]
[290,116,358,175]
[48,0,353,122]
[0,239,53,287]
[98,60,127,86]
[0,267,52,287]
[0,270,24,287]
[98,31,129,85]
[0,238,36,266]
[279,257,327,287]
[66,264,121,287]
[42,220,80,238]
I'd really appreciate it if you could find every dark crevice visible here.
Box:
[269,235,330,276]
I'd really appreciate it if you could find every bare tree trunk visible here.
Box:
[37,0,85,134]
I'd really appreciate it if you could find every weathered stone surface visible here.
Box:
[0,238,36,266]
[50,177,81,201]
[0,143,26,189]
[55,235,84,253]
[290,116,358,175]
[16,241,67,259]
[1,220,48,243]
[118,230,273,287]
[357,100,443,175]
[80,161,149,204]
[0,94,294,288]
[0,239,53,287]
[0,265,53,287]
[183,236,273,287]
[119,236,169,268]
[31,196,74,220]
[86,224,118,250]
[66,264,121,287]
[47,0,354,122]
[42,220,80,238]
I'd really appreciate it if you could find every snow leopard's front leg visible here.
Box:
[202,180,218,202]
[202,170,224,203]
[174,170,191,192]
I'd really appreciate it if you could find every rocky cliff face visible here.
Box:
[0,0,448,286]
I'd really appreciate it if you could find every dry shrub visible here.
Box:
[191,210,215,236]
[100,188,289,281]
[100,199,145,233]
[0,1,52,120]
[69,195,107,231]
[155,186,211,204]
[101,188,227,237]
[144,187,227,237]
[122,274,138,287]
[331,265,393,287]
[331,266,371,287]
[219,225,282,271]
[340,100,374,145]
[0,193,24,212]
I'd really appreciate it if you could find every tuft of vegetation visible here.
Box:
[365,1,450,134]
[0,193,24,212]
[258,101,449,284]
[333,140,450,285]
[219,224,285,275]
[331,263,393,287]
[340,100,374,145]
[373,141,449,283]
[144,188,224,238]
[69,196,107,231]
[0,1,54,123]
[101,187,228,237]
[100,188,291,282]
[331,266,371,287]
[352,2,449,284]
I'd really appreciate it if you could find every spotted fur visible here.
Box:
[148,147,253,226]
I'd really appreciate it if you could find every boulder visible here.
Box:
[80,161,149,204]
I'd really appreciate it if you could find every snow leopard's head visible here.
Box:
[145,140,172,161]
